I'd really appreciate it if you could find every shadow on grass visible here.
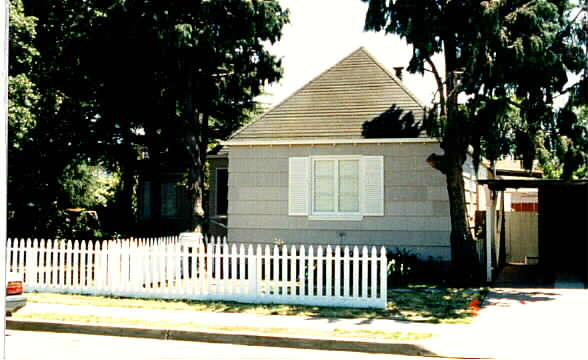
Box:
[29,287,485,324]
[182,287,485,324]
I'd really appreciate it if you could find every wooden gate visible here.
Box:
[505,212,539,263]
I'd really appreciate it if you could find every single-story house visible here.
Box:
[217,47,489,262]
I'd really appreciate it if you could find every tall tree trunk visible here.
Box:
[187,111,207,234]
[184,124,205,233]
[182,67,206,233]
[118,149,137,233]
[429,39,479,283]
[445,152,474,276]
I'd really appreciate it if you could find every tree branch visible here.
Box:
[425,56,446,115]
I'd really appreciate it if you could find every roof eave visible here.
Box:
[222,137,440,146]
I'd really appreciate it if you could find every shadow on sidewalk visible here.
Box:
[482,263,563,308]
[483,288,560,308]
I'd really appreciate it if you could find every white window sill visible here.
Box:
[308,215,363,221]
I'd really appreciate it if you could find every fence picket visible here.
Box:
[73,240,79,289]
[25,239,38,288]
[334,246,340,297]
[325,245,332,298]
[308,246,314,297]
[371,247,377,299]
[51,240,58,289]
[272,246,279,296]
[263,245,270,296]
[81,241,87,290]
[230,244,237,295]
[380,247,387,302]
[40,239,46,289]
[237,244,245,294]
[353,246,359,298]
[316,246,323,297]
[223,243,229,295]
[343,246,350,298]
[252,244,260,296]
[289,245,296,296]
[361,247,368,299]
[299,246,305,297]
[198,243,206,295]
[280,246,287,297]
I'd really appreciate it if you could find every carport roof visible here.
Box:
[478,179,588,191]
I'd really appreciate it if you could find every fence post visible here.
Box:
[380,247,387,308]
[353,246,360,299]
[26,239,34,289]
[316,246,323,297]
[246,244,256,299]
[299,245,306,297]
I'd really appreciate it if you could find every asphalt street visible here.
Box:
[4,331,432,360]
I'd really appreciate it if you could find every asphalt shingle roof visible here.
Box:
[230,47,426,141]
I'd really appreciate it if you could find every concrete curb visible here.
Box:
[7,319,438,357]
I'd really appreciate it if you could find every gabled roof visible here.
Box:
[229,47,426,141]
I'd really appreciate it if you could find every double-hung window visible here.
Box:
[313,158,360,215]
[289,155,384,220]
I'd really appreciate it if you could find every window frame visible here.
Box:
[160,182,178,218]
[309,155,364,220]
[215,168,228,216]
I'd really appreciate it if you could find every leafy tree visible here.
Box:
[88,0,289,232]
[9,0,122,237]
[361,0,587,281]
[59,162,119,210]
[537,10,587,180]
[8,0,39,152]
[8,0,40,236]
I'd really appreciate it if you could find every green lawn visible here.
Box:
[26,287,486,324]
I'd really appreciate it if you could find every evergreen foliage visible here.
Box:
[361,0,587,281]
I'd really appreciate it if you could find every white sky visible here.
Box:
[259,0,444,109]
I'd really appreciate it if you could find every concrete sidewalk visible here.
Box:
[11,301,482,358]
[469,287,588,360]
[8,287,588,359]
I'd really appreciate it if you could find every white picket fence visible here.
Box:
[6,236,388,309]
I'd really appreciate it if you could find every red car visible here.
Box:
[6,272,26,316]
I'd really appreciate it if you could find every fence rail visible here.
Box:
[7,236,387,309]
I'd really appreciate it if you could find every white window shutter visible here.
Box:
[362,156,384,216]
[289,157,310,215]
